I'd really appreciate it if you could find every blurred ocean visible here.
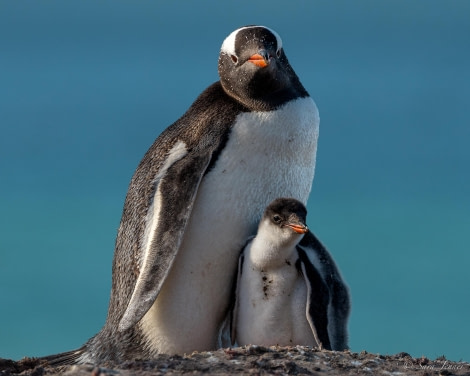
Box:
[1,1,469,362]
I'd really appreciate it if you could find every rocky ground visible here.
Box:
[1,346,469,376]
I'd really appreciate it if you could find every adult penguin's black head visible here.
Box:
[218,26,309,111]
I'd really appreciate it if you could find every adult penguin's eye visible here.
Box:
[231,55,238,64]
[276,49,281,58]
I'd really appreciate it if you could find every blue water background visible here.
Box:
[1,1,469,362]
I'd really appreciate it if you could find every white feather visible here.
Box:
[220,25,283,56]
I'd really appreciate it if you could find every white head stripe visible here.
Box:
[220,26,283,56]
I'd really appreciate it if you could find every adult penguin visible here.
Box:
[47,25,320,364]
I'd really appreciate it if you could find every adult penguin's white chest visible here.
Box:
[140,96,319,354]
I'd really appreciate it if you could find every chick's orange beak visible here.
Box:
[248,53,269,68]
[286,224,309,234]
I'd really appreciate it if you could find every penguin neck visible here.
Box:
[248,219,303,270]
[222,81,306,112]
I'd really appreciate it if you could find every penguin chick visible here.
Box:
[229,198,350,350]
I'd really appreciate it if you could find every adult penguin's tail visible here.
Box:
[38,346,87,366]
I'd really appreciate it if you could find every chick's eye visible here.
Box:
[276,49,281,58]
[273,215,281,223]
[231,55,238,64]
